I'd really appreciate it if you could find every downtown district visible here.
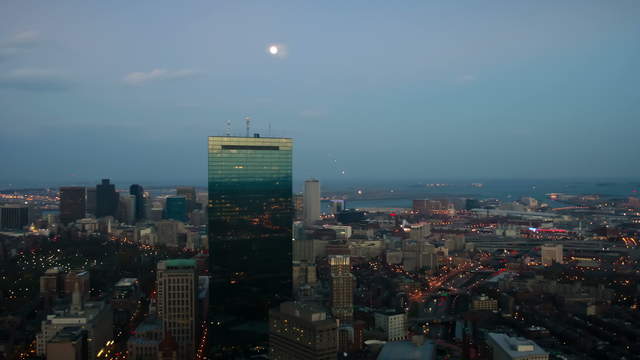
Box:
[1,136,640,360]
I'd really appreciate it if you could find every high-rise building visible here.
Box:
[59,187,86,225]
[330,200,345,215]
[0,204,30,230]
[269,301,338,360]
[541,244,563,266]
[118,194,136,225]
[165,196,187,222]
[156,259,197,359]
[96,179,118,218]
[129,184,145,221]
[329,255,354,322]
[304,179,321,226]
[86,187,97,216]
[293,194,304,220]
[176,186,197,212]
[208,135,293,347]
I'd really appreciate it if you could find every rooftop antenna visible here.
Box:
[225,120,231,136]
[245,116,251,137]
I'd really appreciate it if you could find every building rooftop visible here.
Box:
[487,332,548,358]
[377,339,435,360]
[49,327,84,343]
[115,278,138,288]
[160,259,196,269]
[277,301,329,322]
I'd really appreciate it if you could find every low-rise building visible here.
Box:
[486,333,548,360]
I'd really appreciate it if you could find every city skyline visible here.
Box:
[2,3,640,359]
[2,1,640,184]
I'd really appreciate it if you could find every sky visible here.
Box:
[1,1,639,187]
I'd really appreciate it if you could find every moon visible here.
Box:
[269,45,279,55]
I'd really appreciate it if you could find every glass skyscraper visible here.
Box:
[165,196,188,222]
[208,136,293,349]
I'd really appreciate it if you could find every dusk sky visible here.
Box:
[1,1,639,186]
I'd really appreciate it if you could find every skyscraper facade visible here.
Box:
[86,188,97,216]
[208,135,293,348]
[157,259,198,359]
[176,186,197,213]
[329,255,354,322]
[304,179,321,226]
[129,184,145,221]
[269,302,338,360]
[96,179,118,218]
[59,187,86,225]
[165,196,187,222]
[0,205,30,230]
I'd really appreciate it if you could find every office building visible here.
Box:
[165,196,187,222]
[157,259,197,359]
[304,179,321,226]
[36,284,112,360]
[127,317,163,360]
[329,255,354,322]
[96,179,118,218]
[541,244,563,265]
[45,327,88,360]
[64,270,90,301]
[377,336,435,360]
[155,220,184,248]
[59,187,86,225]
[374,311,407,341]
[269,301,338,360]
[293,194,304,220]
[292,261,317,293]
[330,200,345,215]
[472,294,498,312]
[409,223,431,241]
[40,267,64,302]
[129,184,145,221]
[486,333,549,360]
[177,186,197,212]
[0,204,29,230]
[112,278,140,331]
[208,136,293,347]
[86,187,97,216]
[119,194,136,225]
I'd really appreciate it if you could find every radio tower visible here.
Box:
[225,120,231,136]
[245,116,251,137]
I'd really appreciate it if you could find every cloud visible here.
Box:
[0,69,72,91]
[0,30,40,60]
[123,68,200,85]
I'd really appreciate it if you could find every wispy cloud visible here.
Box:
[0,69,72,91]
[123,68,200,85]
[0,30,41,60]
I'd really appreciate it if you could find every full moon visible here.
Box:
[269,45,279,55]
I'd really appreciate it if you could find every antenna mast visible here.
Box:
[245,116,251,137]
[225,120,231,136]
